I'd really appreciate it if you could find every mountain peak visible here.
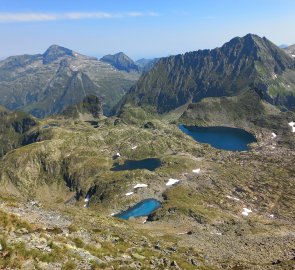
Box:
[100,52,139,73]
[117,34,295,114]
[43,45,75,64]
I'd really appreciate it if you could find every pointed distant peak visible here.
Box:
[244,33,260,39]
[43,44,74,64]
[100,52,139,72]
[44,44,73,56]
[227,33,262,45]
[114,51,131,58]
[222,33,283,55]
[115,52,126,56]
[101,52,134,62]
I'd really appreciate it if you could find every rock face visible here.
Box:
[100,52,140,73]
[62,95,103,119]
[117,34,295,114]
[0,45,139,117]
[0,108,37,157]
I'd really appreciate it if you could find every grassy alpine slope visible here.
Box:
[0,101,294,269]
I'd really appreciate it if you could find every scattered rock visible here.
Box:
[132,253,146,260]
[143,122,155,129]
[154,242,161,250]
[272,259,282,265]
[170,260,180,269]
[191,258,199,266]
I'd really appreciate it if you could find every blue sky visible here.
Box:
[0,0,294,59]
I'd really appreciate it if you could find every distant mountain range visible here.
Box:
[116,34,295,115]
[0,45,140,117]
[1,36,294,119]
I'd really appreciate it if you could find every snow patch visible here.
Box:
[288,122,295,132]
[192,168,201,174]
[226,195,240,201]
[166,178,180,186]
[133,184,148,189]
[211,232,222,236]
[125,192,134,196]
[242,208,252,216]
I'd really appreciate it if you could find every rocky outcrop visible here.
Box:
[0,110,37,157]
[62,95,103,119]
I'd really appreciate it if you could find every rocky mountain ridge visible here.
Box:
[0,45,139,118]
[117,34,295,114]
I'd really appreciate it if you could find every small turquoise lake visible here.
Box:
[114,199,161,220]
[111,158,161,171]
[179,125,256,151]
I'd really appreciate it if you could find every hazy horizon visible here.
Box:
[0,0,295,60]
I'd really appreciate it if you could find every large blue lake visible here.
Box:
[179,125,256,151]
[111,158,161,171]
[114,199,161,220]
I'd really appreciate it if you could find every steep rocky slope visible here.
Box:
[61,95,103,120]
[117,34,295,114]
[0,107,37,157]
[0,45,139,117]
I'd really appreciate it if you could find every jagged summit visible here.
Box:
[116,34,295,114]
[100,52,140,72]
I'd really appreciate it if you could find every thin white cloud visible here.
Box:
[0,11,158,23]
[0,13,58,23]
[65,12,121,20]
[126,12,144,17]
[147,12,159,17]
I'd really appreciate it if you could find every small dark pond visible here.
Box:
[179,125,256,151]
[114,199,161,220]
[111,158,161,171]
